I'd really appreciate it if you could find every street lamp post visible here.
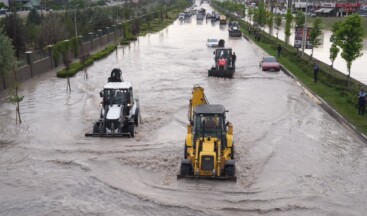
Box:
[74,4,79,38]
[302,0,308,57]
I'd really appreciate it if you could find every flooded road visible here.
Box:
[1,3,367,215]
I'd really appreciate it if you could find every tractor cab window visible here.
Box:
[216,50,227,59]
[216,49,231,59]
[194,115,223,138]
[104,89,129,105]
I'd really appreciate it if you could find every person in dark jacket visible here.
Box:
[232,52,236,67]
[108,68,123,82]
[277,45,282,58]
[313,63,320,83]
[358,89,367,115]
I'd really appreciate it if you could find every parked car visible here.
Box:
[178,13,185,20]
[260,56,280,71]
[0,9,7,15]
[206,38,218,47]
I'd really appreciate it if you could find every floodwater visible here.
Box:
[260,18,367,84]
[1,3,367,216]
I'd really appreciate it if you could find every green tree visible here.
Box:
[267,12,274,35]
[254,0,266,27]
[27,8,42,25]
[25,24,40,49]
[329,43,339,68]
[284,9,292,44]
[294,10,305,28]
[274,14,282,38]
[37,13,68,48]
[0,2,8,8]
[309,18,322,58]
[329,22,341,68]
[8,65,24,124]
[0,32,23,123]
[248,8,254,23]
[0,32,16,90]
[241,3,246,18]
[1,13,26,57]
[335,14,364,88]
[91,8,113,31]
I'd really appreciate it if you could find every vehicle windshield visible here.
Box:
[208,39,218,43]
[216,49,231,59]
[263,57,277,62]
[104,89,129,105]
[194,115,223,138]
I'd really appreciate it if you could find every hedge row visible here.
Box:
[57,45,117,78]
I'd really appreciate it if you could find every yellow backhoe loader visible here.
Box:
[177,85,236,180]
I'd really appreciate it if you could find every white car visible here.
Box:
[207,38,218,47]
[178,13,185,20]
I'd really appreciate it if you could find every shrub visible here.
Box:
[57,45,117,78]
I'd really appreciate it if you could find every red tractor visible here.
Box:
[208,48,236,78]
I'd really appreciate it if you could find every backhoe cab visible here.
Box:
[85,69,140,138]
[178,85,236,180]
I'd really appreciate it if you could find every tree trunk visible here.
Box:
[15,85,21,124]
[67,76,71,92]
[12,64,22,124]
[17,101,21,124]
[84,68,88,80]
[347,68,351,89]
[331,61,334,68]
[2,75,5,90]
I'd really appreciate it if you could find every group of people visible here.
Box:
[248,26,261,42]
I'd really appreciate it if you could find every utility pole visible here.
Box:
[301,0,308,57]
[74,4,79,38]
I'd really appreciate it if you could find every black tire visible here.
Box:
[225,165,235,177]
[180,164,191,176]
[134,109,139,126]
[231,144,235,160]
[184,144,187,159]
[93,123,99,133]
[128,124,135,138]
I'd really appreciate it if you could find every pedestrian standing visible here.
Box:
[232,52,236,67]
[277,45,282,58]
[358,89,367,115]
[313,63,320,83]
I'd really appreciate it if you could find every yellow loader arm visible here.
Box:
[188,85,208,123]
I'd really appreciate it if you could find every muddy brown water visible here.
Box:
[1,3,367,216]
